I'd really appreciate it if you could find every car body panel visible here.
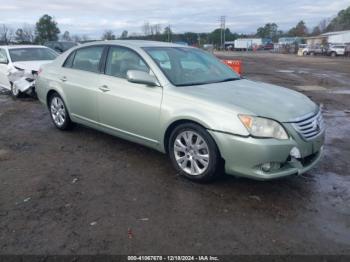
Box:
[210,129,324,180]
[97,74,163,144]
[168,79,317,122]
[36,40,325,180]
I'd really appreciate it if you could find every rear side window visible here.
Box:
[63,51,75,68]
[71,46,104,73]
[105,46,149,78]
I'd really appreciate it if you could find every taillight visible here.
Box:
[38,68,43,75]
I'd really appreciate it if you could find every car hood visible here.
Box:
[175,79,317,122]
[12,61,52,72]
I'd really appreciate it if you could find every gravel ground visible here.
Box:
[0,52,349,255]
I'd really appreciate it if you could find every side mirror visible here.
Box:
[126,70,159,86]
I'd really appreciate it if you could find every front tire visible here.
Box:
[48,93,72,130]
[168,123,221,182]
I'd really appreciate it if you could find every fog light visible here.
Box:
[290,147,301,159]
[261,162,272,172]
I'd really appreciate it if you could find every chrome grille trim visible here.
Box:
[291,110,325,140]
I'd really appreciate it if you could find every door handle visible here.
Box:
[60,76,67,82]
[99,85,110,92]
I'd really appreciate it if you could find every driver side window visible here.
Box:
[105,46,149,78]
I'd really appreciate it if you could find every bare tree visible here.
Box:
[102,30,115,40]
[71,34,82,42]
[22,24,35,43]
[153,24,162,35]
[15,24,35,43]
[0,24,14,44]
[318,19,329,33]
[81,34,89,41]
[142,22,151,36]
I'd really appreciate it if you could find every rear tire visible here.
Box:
[168,123,221,182]
[48,92,73,130]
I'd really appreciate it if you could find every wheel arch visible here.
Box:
[163,118,212,154]
[46,89,72,119]
[46,89,67,109]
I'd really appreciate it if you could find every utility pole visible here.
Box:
[219,16,226,50]
[168,24,171,42]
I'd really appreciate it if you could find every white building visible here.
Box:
[322,30,350,44]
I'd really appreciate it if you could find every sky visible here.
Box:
[0,0,349,38]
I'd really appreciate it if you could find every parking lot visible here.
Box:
[0,52,349,255]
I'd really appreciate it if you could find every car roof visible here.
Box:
[0,45,48,49]
[77,40,192,49]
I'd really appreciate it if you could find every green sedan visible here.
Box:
[36,40,325,182]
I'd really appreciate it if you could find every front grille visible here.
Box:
[291,110,325,140]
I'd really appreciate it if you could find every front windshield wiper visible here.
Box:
[216,77,241,83]
[176,82,212,86]
[176,77,241,87]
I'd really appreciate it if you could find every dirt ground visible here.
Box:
[0,52,349,255]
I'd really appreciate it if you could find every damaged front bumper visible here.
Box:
[209,129,325,180]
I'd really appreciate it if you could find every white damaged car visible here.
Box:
[0,45,58,97]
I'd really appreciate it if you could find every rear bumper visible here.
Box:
[209,130,324,180]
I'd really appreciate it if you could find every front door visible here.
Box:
[97,46,162,144]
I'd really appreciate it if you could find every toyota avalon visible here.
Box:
[36,41,325,182]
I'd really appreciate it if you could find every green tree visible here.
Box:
[163,26,172,42]
[102,30,115,40]
[256,23,279,41]
[326,6,350,31]
[288,20,308,37]
[120,30,128,39]
[208,28,237,47]
[0,24,14,44]
[62,31,71,41]
[35,14,60,44]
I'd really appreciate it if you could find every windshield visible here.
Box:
[9,48,58,62]
[143,47,240,86]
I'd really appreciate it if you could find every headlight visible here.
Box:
[238,115,288,140]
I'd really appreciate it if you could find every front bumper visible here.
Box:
[209,129,324,180]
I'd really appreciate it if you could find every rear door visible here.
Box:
[0,48,10,89]
[97,46,163,144]
[59,45,105,123]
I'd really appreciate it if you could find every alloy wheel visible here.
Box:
[50,97,66,127]
[173,130,210,176]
